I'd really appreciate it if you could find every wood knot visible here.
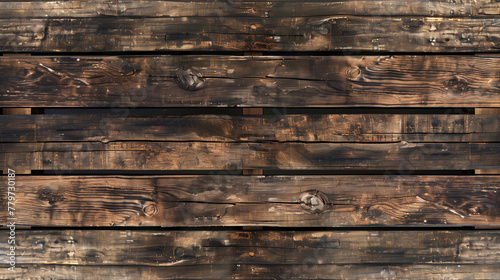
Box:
[38,189,63,205]
[444,77,469,93]
[174,247,185,259]
[143,203,158,216]
[318,23,330,35]
[299,190,328,213]
[345,67,361,79]
[176,69,205,91]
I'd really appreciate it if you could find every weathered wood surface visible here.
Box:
[233,264,500,280]
[2,56,499,107]
[1,16,499,52]
[2,142,499,171]
[2,264,499,280]
[1,0,498,18]
[0,230,498,265]
[1,175,498,227]
[2,114,499,143]
[0,265,231,280]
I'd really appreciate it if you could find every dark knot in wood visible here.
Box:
[444,77,469,93]
[345,67,361,79]
[38,189,64,205]
[299,190,328,213]
[143,203,158,217]
[176,69,205,91]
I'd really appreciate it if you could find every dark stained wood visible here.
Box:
[233,264,500,279]
[1,175,498,227]
[0,265,231,280]
[1,0,498,18]
[241,264,500,280]
[0,230,498,265]
[0,16,498,53]
[2,264,498,280]
[2,142,499,171]
[1,114,499,143]
[2,56,499,107]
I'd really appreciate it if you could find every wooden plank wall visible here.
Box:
[0,1,499,279]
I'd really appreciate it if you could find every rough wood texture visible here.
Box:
[233,265,500,280]
[1,114,499,143]
[1,0,498,18]
[0,230,498,265]
[0,265,231,280]
[0,16,498,52]
[2,56,499,107]
[2,142,499,171]
[1,176,498,227]
[1,264,498,280]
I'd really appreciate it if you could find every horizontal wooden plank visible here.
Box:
[233,264,500,280]
[0,55,500,107]
[0,265,230,280]
[0,230,498,266]
[1,16,498,52]
[1,175,498,227]
[2,142,499,171]
[2,264,499,280]
[1,0,498,18]
[1,114,500,143]
[2,55,499,107]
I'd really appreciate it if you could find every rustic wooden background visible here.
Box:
[0,0,499,279]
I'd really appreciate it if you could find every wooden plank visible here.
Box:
[2,264,498,280]
[0,265,231,280]
[1,0,498,18]
[0,230,498,265]
[2,142,499,171]
[1,175,498,227]
[1,55,499,107]
[1,114,499,143]
[0,16,498,52]
[233,264,500,279]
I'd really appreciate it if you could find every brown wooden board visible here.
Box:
[2,142,499,171]
[1,0,498,18]
[1,264,499,280]
[0,16,499,52]
[0,230,498,265]
[0,176,498,227]
[0,265,231,280]
[2,56,499,107]
[1,114,499,143]
[233,264,500,280]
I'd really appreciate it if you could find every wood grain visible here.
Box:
[1,175,498,227]
[1,0,498,18]
[0,16,498,52]
[2,55,499,107]
[2,142,499,171]
[0,230,498,265]
[1,114,499,143]
[2,264,498,280]
[0,265,231,280]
